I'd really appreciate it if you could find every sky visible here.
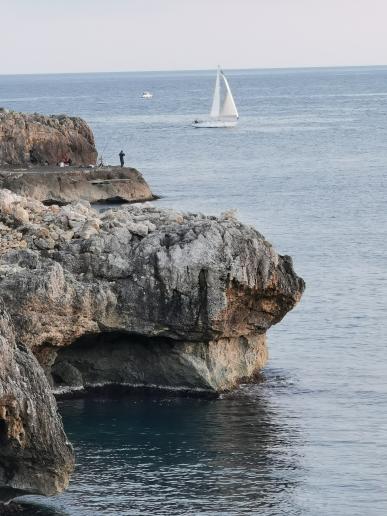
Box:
[1,0,387,74]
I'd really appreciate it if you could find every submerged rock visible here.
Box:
[0,189,305,394]
[0,299,74,502]
[0,110,97,166]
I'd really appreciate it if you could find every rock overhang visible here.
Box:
[0,189,305,394]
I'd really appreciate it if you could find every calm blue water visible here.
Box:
[1,67,386,515]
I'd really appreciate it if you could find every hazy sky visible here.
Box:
[1,0,387,74]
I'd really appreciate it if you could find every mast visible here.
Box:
[210,66,221,118]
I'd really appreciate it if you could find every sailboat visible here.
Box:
[192,67,239,128]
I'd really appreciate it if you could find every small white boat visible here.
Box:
[141,91,153,99]
[192,67,239,128]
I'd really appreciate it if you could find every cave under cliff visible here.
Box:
[42,330,268,396]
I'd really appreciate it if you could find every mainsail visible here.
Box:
[209,68,238,120]
[192,66,238,127]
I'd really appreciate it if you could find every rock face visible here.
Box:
[0,109,97,166]
[0,189,305,394]
[0,166,156,205]
[0,299,74,502]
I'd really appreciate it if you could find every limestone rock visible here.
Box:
[0,110,97,166]
[0,189,305,393]
[0,299,74,502]
[0,166,156,205]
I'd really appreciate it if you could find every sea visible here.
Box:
[0,67,386,515]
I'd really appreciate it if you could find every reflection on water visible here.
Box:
[66,383,302,515]
[21,376,303,516]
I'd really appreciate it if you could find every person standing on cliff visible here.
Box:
[119,150,125,168]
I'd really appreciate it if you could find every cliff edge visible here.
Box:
[0,189,305,394]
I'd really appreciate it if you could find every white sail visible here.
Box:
[192,66,238,128]
[210,68,221,118]
[220,72,239,119]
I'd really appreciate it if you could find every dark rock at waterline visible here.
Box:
[0,503,22,514]
[0,109,97,166]
[0,300,74,503]
[0,501,63,515]
[0,190,305,394]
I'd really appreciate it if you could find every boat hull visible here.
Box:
[192,119,237,128]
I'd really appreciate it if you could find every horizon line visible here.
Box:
[1,63,387,78]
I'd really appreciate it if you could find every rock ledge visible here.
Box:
[0,166,157,205]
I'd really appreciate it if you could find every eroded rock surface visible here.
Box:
[0,109,97,166]
[0,166,156,205]
[0,189,305,393]
[0,299,74,503]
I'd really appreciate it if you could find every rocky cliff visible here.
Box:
[0,189,305,394]
[0,109,97,166]
[0,166,156,205]
[0,299,74,503]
